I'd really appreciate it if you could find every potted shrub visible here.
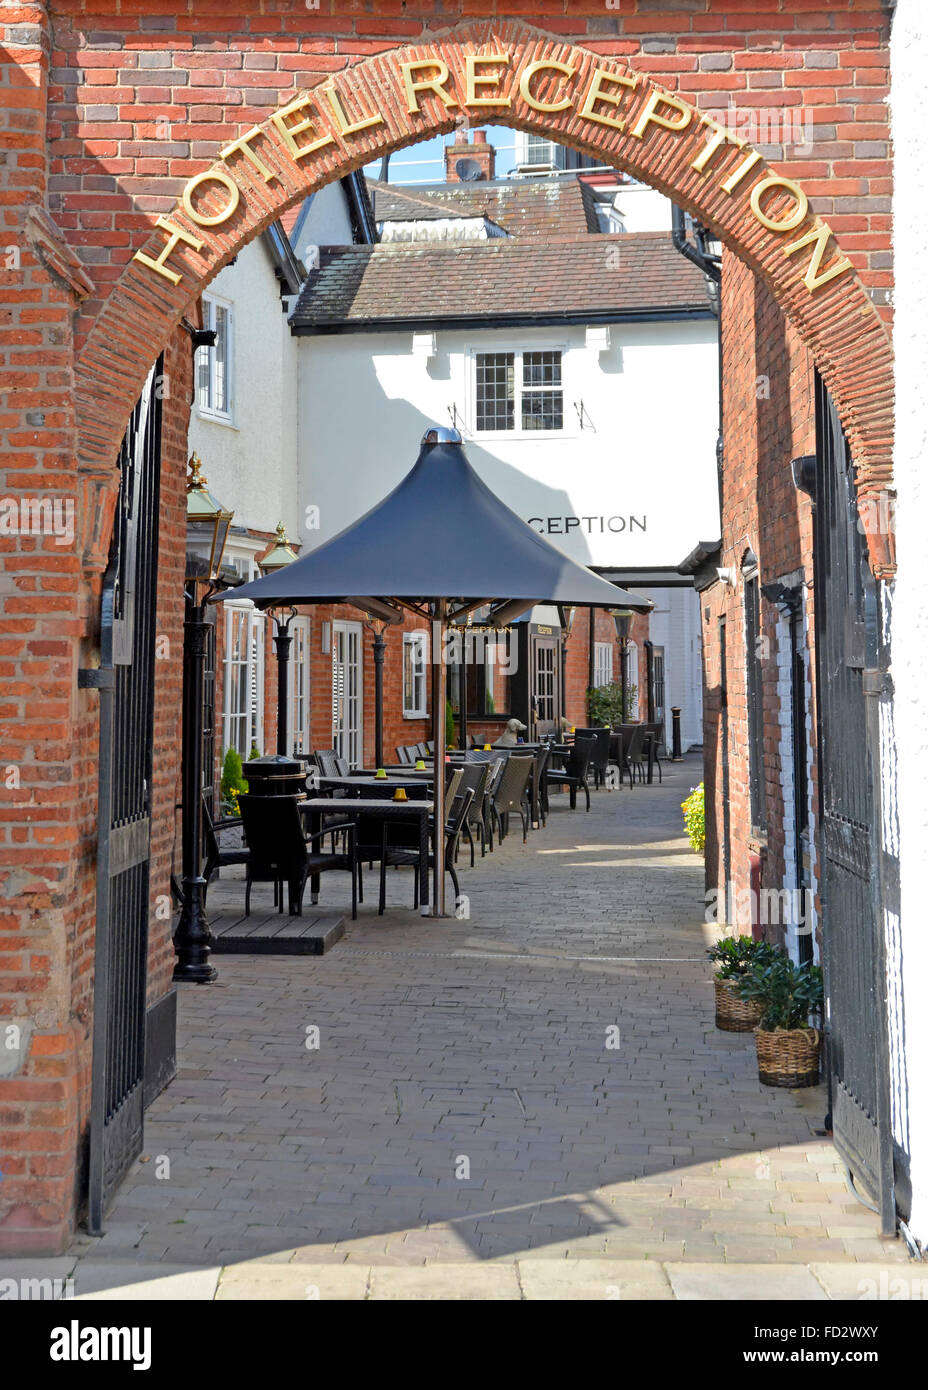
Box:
[706,935,778,1032]
[220,747,249,817]
[586,680,635,728]
[738,954,825,1088]
[681,783,705,855]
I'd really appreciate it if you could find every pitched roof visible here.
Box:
[289,232,712,332]
[366,176,600,238]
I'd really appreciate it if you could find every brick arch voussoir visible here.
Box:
[74,19,895,577]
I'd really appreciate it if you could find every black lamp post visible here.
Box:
[363,613,389,769]
[612,608,633,723]
[174,455,233,985]
[259,523,299,756]
[556,605,575,734]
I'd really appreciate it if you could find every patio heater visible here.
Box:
[174,455,233,984]
[612,608,633,722]
[258,522,299,757]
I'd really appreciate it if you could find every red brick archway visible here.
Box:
[72,20,895,576]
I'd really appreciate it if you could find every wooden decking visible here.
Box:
[201,869,346,955]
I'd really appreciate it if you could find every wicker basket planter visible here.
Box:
[714,977,764,1032]
[754,1027,821,1088]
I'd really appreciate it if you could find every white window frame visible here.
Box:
[515,131,565,169]
[403,630,429,719]
[467,344,571,440]
[594,641,614,689]
[625,639,640,719]
[332,619,364,769]
[196,293,235,425]
[289,616,311,757]
[221,549,265,758]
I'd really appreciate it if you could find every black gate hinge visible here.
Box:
[78,667,115,690]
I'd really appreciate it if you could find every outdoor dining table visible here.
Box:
[317,774,433,793]
[299,796,434,915]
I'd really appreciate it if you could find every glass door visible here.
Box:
[531,637,560,739]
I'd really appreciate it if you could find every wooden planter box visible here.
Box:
[754,1027,821,1088]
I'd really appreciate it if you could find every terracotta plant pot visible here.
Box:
[713,977,764,1032]
[754,1026,821,1088]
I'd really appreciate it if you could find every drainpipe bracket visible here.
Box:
[78,667,115,690]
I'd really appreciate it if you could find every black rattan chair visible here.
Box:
[545,736,595,811]
[201,798,249,903]
[622,724,648,785]
[456,762,491,865]
[238,794,358,918]
[491,753,534,843]
[641,722,665,783]
[572,727,610,789]
[378,786,474,913]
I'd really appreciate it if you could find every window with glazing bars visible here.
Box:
[521,351,563,430]
[475,353,515,431]
[474,350,563,432]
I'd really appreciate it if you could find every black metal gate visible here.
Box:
[811,373,895,1233]
[83,361,162,1233]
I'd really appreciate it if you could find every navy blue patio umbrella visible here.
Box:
[225,426,651,915]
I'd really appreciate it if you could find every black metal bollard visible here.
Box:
[671,706,683,761]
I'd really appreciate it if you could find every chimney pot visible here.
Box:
[444,129,495,182]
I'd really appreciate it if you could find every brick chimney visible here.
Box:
[444,129,495,182]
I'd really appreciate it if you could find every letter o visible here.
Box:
[749,175,808,234]
[608,516,625,532]
[182,168,241,227]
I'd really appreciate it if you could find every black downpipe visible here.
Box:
[587,608,595,721]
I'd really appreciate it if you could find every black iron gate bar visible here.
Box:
[82,359,163,1234]
[811,373,896,1236]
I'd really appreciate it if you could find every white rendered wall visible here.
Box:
[612,183,673,234]
[188,238,301,539]
[891,0,928,1245]
[188,184,356,539]
[631,587,704,750]
[296,321,720,569]
[292,182,357,263]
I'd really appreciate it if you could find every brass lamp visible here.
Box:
[258,521,299,575]
[185,453,233,581]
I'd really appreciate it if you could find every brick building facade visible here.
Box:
[0,1,903,1252]
[695,252,818,954]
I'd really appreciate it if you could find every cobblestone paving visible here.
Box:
[67,755,908,1287]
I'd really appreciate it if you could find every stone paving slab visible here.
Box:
[2,1258,918,1300]
[61,757,912,1288]
[70,1262,222,1301]
[666,1262,828,1300]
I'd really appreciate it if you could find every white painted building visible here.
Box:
[187,175,375,759]
[290,157,720,745]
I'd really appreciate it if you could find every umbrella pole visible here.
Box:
[430,598,448,917]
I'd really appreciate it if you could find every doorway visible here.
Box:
[530,635,561,739]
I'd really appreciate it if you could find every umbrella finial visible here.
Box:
[421,425,462,448]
